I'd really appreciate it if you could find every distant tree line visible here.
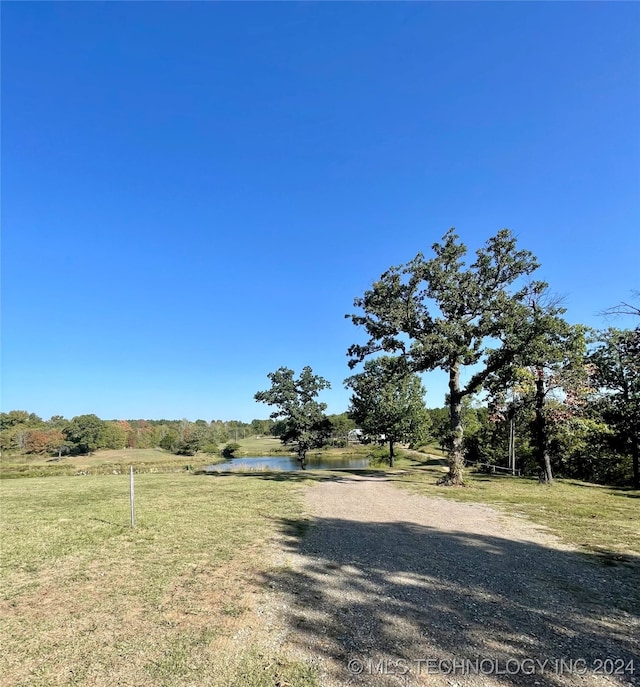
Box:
[0,411,356,460]
[0,414,269,458]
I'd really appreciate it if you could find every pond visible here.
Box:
[205,455,371,472]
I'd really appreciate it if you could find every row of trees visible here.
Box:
[0,410,356,459]
[255,229,638,487]
[0,413,271,457]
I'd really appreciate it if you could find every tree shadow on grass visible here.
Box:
[264,516,640,687]
[558,481,640,497]
[197,469,388,484]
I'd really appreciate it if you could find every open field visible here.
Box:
[0,448,221,479]
[398,458,640,557]
[0,472,318,687]
[231,435,294,455]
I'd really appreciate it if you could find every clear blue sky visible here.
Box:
[2,2,639,422]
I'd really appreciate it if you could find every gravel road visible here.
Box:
[263,473,639,687]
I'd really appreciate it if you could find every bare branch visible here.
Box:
[601,291,640,319]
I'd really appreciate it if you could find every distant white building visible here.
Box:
[347,429,363,443]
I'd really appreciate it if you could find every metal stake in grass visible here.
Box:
[130,466,136,528]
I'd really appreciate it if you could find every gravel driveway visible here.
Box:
[264,473,639,687]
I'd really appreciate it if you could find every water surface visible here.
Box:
[205,455,371,472]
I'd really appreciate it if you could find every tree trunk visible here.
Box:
[442,363,465,486]
[508,416,516,475]
[299,449,307,470]
[631,431,639,490]
[534,368,553,484]
[389,439,395,468]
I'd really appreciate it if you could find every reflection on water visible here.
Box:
[205,455,371,472]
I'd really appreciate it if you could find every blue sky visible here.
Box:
[2,2,639,422]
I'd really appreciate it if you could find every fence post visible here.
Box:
[130,466,136,528]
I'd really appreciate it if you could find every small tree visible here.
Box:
[254,366,331,469]
[345,356,430,466]
[222,442,241,458]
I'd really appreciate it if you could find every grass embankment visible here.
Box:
[232,436,376,461]
[0,448,223,479]
[230,436,292,455]
[399,456,640,557]
[0,472,318,687]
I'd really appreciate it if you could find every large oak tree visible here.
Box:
[347,228,544,485]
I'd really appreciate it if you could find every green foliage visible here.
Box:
[348,228,543,484]
[484,290,588,483]
[366,444,403,466]
[325,413,356,447]
[173,436,200,456]
[270,419,288,437]
[250,418,274,436]
[64,414,107,454]
[222,442,241,458]
[255,366,332,465]
[426,407,450,451]
[100,421,128,450]
[460,398,491,463]
[345,356,430,465]
[159,428,179,452]
[0,410,43,429]
[327,412,356,436]
[588,327,640,488]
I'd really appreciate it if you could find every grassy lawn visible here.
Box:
[0,448,223,479]
[232,436,382,463]
[231,435,294,455]
[397,459,640,557]
[233,435,371,457]
[0,472,318,687]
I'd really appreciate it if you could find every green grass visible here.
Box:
[0,472,319,687]
[233,436,399,462]
[231,435,294,455]
[397,461,640,557]
[0,448,222,479]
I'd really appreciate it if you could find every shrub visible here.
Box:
[366,445,402,467]
[222,442,241,458]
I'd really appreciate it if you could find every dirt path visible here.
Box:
[264,474,639,687]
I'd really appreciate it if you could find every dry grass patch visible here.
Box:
[0,448,218,479]
[0,473,318,687]
[397,465,640,556]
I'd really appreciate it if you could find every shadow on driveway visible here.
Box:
[264,515,639,687]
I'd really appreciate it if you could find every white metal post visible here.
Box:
[130,466,136,528]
